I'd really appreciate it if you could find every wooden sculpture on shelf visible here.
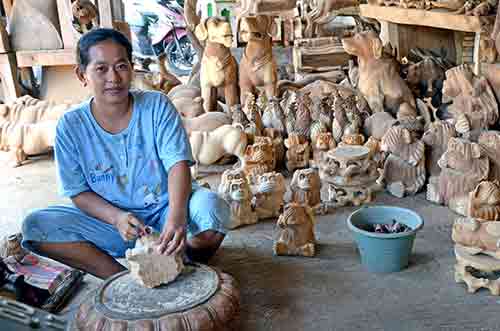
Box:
[195,17,239,112]
[442,65,498,139]
[311,132,336,168]
[422,120,457,178]
[452,217,500,259]
[478,131,500,182]
[225,178,258,229]
[71,0,99,34]
[341,31,417,118]
[289,168,322,211]
[428,0,495,15]
[188,124,248,178]
[239,15,278,104]
[251,171,286,219]
[181,112,231,135]
[430,138,489,215]
[244,136,276,176]
[468,181,500,221]
[285,133,311,172]
[274,203,316,257]
[126,226,184,288]
[380,126,426,197]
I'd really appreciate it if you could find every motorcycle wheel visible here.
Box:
[164,35,198,77]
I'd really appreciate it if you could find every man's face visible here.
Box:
[77,40,133,105]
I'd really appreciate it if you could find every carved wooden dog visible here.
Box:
[195,17,239,112]
[239,15,278,105]
[189,124,248,178]
[341,31,417,118]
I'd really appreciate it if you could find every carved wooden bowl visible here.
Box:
[68,264,240,331]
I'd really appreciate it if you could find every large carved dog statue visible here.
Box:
[195,17,239,112]
[239,15,278,105]
[341,31,417,118]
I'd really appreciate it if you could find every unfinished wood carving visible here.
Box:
[442,65,498,139]
[218,168,247,199]
[319,145,383,207]
[244,136,276,176]
[468,181,500,221]
[341,31,416,118]
[168,86,205,118]
[189,124,248,178]
[478,131,500,182]
[454,244,500,295]
[225,178,258,229]
[182,112,231,135]
[71,0,99,34]
[452,217,500,259]
[431,138,489,215]
[285,133,311,172]
[380,126,426,197]
[195,17,239,112]
[311,132,336,168]
[274,203,316,257]
[251,171,286,219]
[9,0,63,51]
[422,120,457,178]
[126,227,184,288]
[239,15,278,104]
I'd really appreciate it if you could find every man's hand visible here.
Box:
[114,212,146,241]
[157,214,187,255]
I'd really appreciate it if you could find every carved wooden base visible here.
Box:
[325,180,383,208]
[454,245,500,295]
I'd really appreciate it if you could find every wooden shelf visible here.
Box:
[16,48,76,68]
[359,4,493,32]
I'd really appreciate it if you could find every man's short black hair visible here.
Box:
[76,28,133,70]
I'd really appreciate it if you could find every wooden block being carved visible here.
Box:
[126,228,184,288]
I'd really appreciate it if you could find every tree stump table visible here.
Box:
[68,264,240,330]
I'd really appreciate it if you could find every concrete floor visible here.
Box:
[2,152,500,331]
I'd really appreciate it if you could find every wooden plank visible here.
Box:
[98,0,114,28]
[0,18,10,53]
[56,0,77,49]
[0,52,21,102]
[359,4,487,33]
[16,49,76,67]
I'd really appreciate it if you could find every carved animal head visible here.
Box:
[291,168,321,191]
[422,120,456,148]
[228,178,251,202]
[314,132,336,151]
[445,138,482,170]
[218,168,247,199]
[341,30,384,60]
[442,65,475,98]
[245,136,275,162]
[277,203,315,228]
[255,171,285,194]
[72,0,98,25]
[195,17,233,48]
[239,15,277,42]
[381,126,425,166]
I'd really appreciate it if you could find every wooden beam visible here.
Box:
[0,52,21,102]
[98,0,114,28]
[16,49,76,67]
[359,5,490,33]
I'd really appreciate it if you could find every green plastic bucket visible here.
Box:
[347,206,424,273]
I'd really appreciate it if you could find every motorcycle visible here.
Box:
[126,0,197,76]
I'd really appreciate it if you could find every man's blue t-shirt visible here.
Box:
[54,90,194,219]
